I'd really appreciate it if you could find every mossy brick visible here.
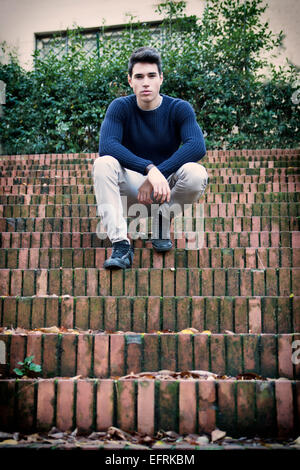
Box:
[237,381,256,436]
[262,297,277,333]
[243,335,260,373]
[9,334,26,375]
[116,379,136,431]
[293,297,300,333]
[0,380,15,430]
[140,248,151,268]
[110,334,125,377]
[111,269,123,296]
[278,297,293,333]
[76,379,95,433]
[95,248,106,269]
[104,297,117,331]
[74,297,89,330]
[48,269,61,295]
[252,269,265,296]
[136,269,148,296]
[217,380,236,435]
[77,334,93,377]
[197,380,216,433]
[214,270,225,297]
[74,269,86,296]
[201,269,213,296]
[37,379,55,431]
[60,334,77,377]
[177,334,193,371]
[268,248,280,267]
[45,297,59,327]
[245,248,256,268]
[275,381,294,438]
[50,248,61,268]
[191,297,205,331]
[96,379,114,430]
[143,334,159,371]
[42,334,58,377]
[137,380,155,435]
[278,335,294,379]
[2,297,17,328]
[23,270,35,296]
[6,249,17,268]
[188,268,200,296]
[35,269,47,296]
[152,251,163,268]
[160,334,176,371]
[9,270,22,297]
[99,269,110,296]
[205,297,219,332]
[158,380,179,432]
[210,334,225,374]
[88,297,103,330]
[124,270,136,296]
[175,269,187,296]
[126,338,142,374]
[199,248,210,267]
[179,381,196,434]
[117,297,131,331]
[260,335,277,377]
[226,335,243,376]
[133,297,146,332]
[31,297,45,329]
[147,296,161,331]
[194,334,209,370]
[255,381,276,436]
[60,296,74,328]
[26,334,42,371]
[61,248,73,268]
[86,268,98,296]
[292,267,300,295]
[163,269,175,296]
[265,269,278,296]
[224,248,236,268]
[176,297,190,331]
[219,297,234,332]
[94,334,109,378]
[16,379,36,432]
[162,297,176,331]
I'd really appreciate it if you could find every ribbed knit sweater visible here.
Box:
[99,93,206,179]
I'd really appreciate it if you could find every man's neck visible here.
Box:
[136,94,163,111]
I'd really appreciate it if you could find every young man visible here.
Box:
[93,46,208,269]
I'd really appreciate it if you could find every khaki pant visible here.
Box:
[92,155,208,244]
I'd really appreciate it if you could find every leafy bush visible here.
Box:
[0,0,299,154]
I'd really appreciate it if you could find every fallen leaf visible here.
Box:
[0,439,18,445]
[211,429,226,442]
[201,330,212,335]
[180,328,198,334]
[225,330,235,335]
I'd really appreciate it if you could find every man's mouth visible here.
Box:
[141,90,151,94]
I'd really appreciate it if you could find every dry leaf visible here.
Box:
[201,330,212,335]
[211,429,226,442]
[0,439,19,445]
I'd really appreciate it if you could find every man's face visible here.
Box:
[128,62,163,110]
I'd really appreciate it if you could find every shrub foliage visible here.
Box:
[0,0,299,154]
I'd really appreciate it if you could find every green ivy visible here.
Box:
[0,0,299,154]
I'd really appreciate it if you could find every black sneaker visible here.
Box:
[151,213,173,253]
[103,240,134,269]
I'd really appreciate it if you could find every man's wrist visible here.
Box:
[145,164,156,175]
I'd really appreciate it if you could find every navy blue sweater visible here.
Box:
[99,94,206,179]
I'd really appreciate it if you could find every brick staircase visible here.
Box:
[0,149,299,440]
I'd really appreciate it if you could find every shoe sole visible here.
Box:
[151,242,173,253]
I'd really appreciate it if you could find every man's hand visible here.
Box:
[137,179,154,204]
[146,167,171,204]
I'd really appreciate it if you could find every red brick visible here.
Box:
[278,335,293,379]
[177,334,193,371]
[60,334,77,377]
[248,298,262,334]
[275,381,294,437]
[26,334,42,369]
[31,297,45,328]
[163,269,174,296]
[0,379,15,429]
[194,334,209,370]
[116,379,135,431]
[198,380,216,433]
[75,297,89,330]
[42,334,58,377]
[45,297,59,327]
[137,269,149,296]
[219,297,234,332]
[56,379,75,430]
[94,334,109,378]
[214,270,226,296]
[76,379,94,432]
[147,297,161,332]
[96,379,114,430]
[10,270,22,296]
[111,269,123,296]
[60,296,74,329]
[110,334,125,377]
[77,334,93,377]
[74,269,86,296]
[137,380,155,435]
[260,335,277,377]
[176,297,190,331]
[61,268,73,295]
[237,381,256,434]
[117,297,131,331]
[240,269,251,296]
[217,380,236,434]
[158,380,178,431]
[265,268,278,296]
[256,381,276,435]
[48,269,60,295]
[104,297,117,332]
[37,379,55,430]
[133,297,146,332]
[99,269,110,296]
[2,297,17,328]
[17,379,36,431]
[205,298,219,332]
[160,334,176,370]
[179,381,196,434]
[126,336,142,374]
[124,270,136,296]
[162,297,176,331]
[143,334,159,371]
[279,268,291,296]
[9,334,26,375]
[86,269,98,296]
[243,335,260,373]
[201,269,213,295]
[188,268,200,296]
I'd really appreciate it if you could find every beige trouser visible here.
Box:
[92,155,208,244]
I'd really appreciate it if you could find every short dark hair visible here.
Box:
[128,47,162,77]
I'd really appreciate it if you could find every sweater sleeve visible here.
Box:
[156,101,206,179]
[99,98,153,175]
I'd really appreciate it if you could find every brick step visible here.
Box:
[1,331,299,379]
[1,247,299,269]
[2,175,300,186]
[2,167,299,177]
[1,160,299,172]
[2,231,297,249]
[1,216,299,234]
[1,294,298,334]
[0,377,299,437]
[1,203,299,218]
[0,267,298,298]
[1,191,299,205]
[1,183,298,195]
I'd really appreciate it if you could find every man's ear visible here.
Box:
[128,74,133,88]
[160,72,164,85]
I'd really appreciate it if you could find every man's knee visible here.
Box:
[93,155,121,177]
[177,162,208,191]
